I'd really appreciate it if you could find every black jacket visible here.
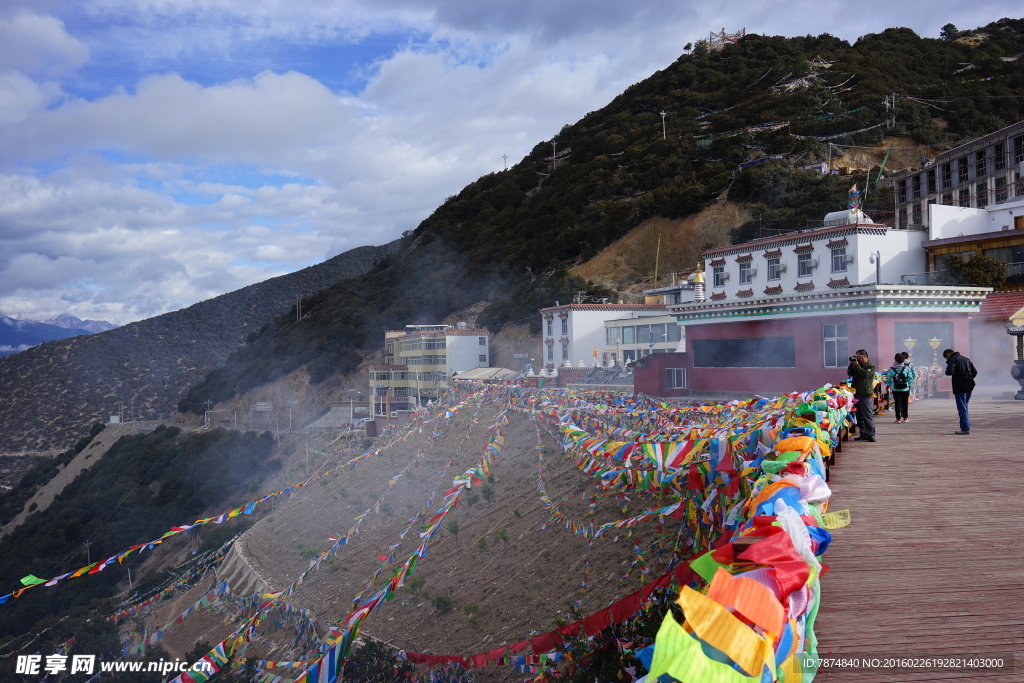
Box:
[847,360,876,397]
[944,352,978,394]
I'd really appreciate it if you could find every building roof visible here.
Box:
[977,291,1024,321]
[395,328,488,338]
[701,222,890,259]
[538,304,666,313]
[451,367,517,381]
[368,365,408,371]
[922,228,1024,249]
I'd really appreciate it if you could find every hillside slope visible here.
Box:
[0,241,400,453]
[180,19,1024,413]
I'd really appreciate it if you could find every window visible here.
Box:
[667,324,681,343]
[898,208,908,229]
[639,324,666,344]
[941,192,953,205]
[478,354,487,362]
[912,174,921,198]
[797,252,815,277]
[958,156,969,184]
[897,179,907,203]
[606,327,621,345]
[622,326,635,344]
[622,349,636,362]
[831,246,847,273]
[976,151,987,178]
[692,337,796,368]
[977,182,988,209]
[478,337,486,345]
[941,163,952,189]
[561,342,568,360]
[561,318,568,335]
[546,319,552,336]
[823,323,848,368]
[912,203,922,225]
[547,344,553,360]
[927,169,936,194]
[739,260,752,284]
[767,255,782,280]
[393,387,409,398]
[994,142,1006,171]
[1015,136,1024,164]
[665,368,686,389]
[995,176,1008,203]
[712,264,726,287]
[958,188,970,207]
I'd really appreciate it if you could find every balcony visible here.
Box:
[901,262,1024,285]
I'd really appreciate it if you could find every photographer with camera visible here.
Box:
[847,349,877,442]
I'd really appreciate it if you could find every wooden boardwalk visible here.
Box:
[814,396,1024,681]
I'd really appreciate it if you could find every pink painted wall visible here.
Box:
[633,311,975,397]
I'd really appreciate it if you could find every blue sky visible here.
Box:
[0,0,1020,324]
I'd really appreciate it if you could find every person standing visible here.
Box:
[848,349,877,442]
[943,348,978,434]
[884,352,916,423]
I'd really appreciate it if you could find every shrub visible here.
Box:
[407,577,425,594]
[476,536,487,551]
[480,484,495,502]
[432,595,453,614]
[495,528,508,544]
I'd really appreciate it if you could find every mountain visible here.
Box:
[35,313,118,334]
[0,241,400,453]
[180,18,1024,413]
[0,314,89,357]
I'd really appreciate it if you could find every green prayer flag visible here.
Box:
[689,552,729,583]
[20,575,47,586]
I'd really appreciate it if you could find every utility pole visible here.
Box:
[660,111,667,140]
[654,234,662,285]
[502,154,508,171]
[83,540,91,565]
[863,164,871,207]
[305,443,309,475]
[128,565,133,591]
[551,142,557,171]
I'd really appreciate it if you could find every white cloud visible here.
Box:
[0,1,1021,324]
[0,10,88,75]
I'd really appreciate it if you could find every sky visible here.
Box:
[0,1,1019,325]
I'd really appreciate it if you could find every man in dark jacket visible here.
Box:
[847,349,876,442]
[943,348,978,434]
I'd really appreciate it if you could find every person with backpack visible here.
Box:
[943,348,978,434]
[884,352,916,423]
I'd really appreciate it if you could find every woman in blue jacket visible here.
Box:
[884,352,916,423]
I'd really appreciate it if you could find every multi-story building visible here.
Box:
[368,324,489,414]
[891,120,1024,229]
[539,304,666,369]
[631,206,990,398]
[697,207,927,300]
[603,314,682,364]
[642,279,696,305]
[904,196,1024,290]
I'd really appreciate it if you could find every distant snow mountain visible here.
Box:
[0,314,85,357]
[0,313,116,358]
[34,313,118,334]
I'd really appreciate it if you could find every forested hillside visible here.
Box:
[0,426,270,639]
[181,18,1024,412]
[0,241,400,453]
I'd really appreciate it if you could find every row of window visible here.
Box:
[898,136,1024,203]
[402,355,447,366]
[712,247,849,287]
[545,318,569,337]
[373,371,449,382]
[605,323,682,345]
[897,176,1024,227]
[399,337,446,351]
